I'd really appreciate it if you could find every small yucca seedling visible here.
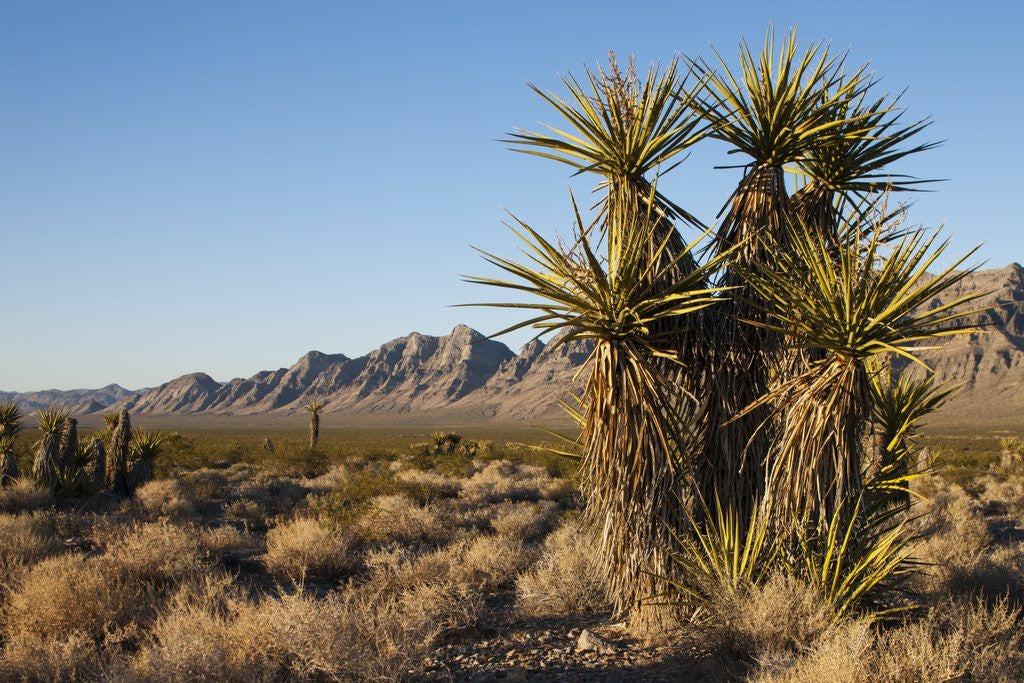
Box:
[128,429,165,491]
[33,407,68,486]
[304,399,324,450]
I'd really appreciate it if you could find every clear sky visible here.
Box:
[2,1,1021,392]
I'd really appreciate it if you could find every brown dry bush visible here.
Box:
[199,525,260,561]
[516,516,609,616]
[134,479,197,518]
[103,520,206,585]
[131,575,482,681]
[263,516,356,582]
[490,500,559,540]
[0,512,63,593]
[0,479,52,515]
[356,494,452,545]
[753,597,1024,682]
[460,459,574,504]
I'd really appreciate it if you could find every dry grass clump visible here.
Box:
[134,479,197,518]
[132,575,482,681]
[102,521,206,585]
[0,479,52,514]
[357,494,452,545]
[753,597,1024,682]
[0,513,63,593]
[1,554,143,671]
[263,516,356,582]
[199,525,260,561]
[460,460,574,504]
[491,500,559,540]
[516,516,609,616]
[235,476,310,515]
[712,574,838,666]
[367,532,536,595]
[395,468,462,498]
[913,484,991,592]
[223,498,269,528]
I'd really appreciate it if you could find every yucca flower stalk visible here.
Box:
[128,429,164,490]
[738,215,985,530]
[304,399,324,450]
[106,408,132,496]
[0,401,24,485]
[466,193,730,616]
[33,407,68,487]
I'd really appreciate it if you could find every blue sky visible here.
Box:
[2,1,1021,391]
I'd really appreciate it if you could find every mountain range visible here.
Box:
[4,263,1022,428]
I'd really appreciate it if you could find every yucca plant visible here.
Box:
[738,214,984,529]
[0,401,24,485]
[128,429,164,491]
[304,399,324,450]
[88,436,106,487]
[474,28,982,624]
[797,498,917,620]
[683,29,874,517]
[661,493,777,608]
[58,416,78,475]
[466,192,730,616]
[33,407,68,487]
[106,408,132,496]
[866,364,958,506]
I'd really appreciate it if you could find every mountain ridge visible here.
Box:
[3,264,1022,427]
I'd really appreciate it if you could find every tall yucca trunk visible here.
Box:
[581,339,686,617]
[89,437,106,487]
[106,409,131,496]
[309,412,320,450]
[0,450,18,485]
[765,358,868,529]
[697,165,789,516]
[33,429,63,486]
[59,417,78,475]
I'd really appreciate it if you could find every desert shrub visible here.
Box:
[2,554,144,648]
[102,521,206,586]
[713,574,837,665]
[913,485,992,594]
[0,513,63,593]
[394,468,461,498]
[490,500,559,540]
[754,597,1024,682]
[460,460,574,504]
[0,478,51,514]
[454,533,537,593]
[132,575,481,681]
[263,516,355,582]
[236,476,309,514]
[199,525,260,561]
[134,479,197,518]
[223,498,268,528]
[516,516,608,616]
[178,469,231,502]
[357,494,451,545]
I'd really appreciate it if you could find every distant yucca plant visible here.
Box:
[0,401,24,486]
[128,429,165,490]
[33,407,68,487]
[106,408,132,496]
[304,399,324,450]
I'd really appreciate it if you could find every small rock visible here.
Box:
[576,629,617,656]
